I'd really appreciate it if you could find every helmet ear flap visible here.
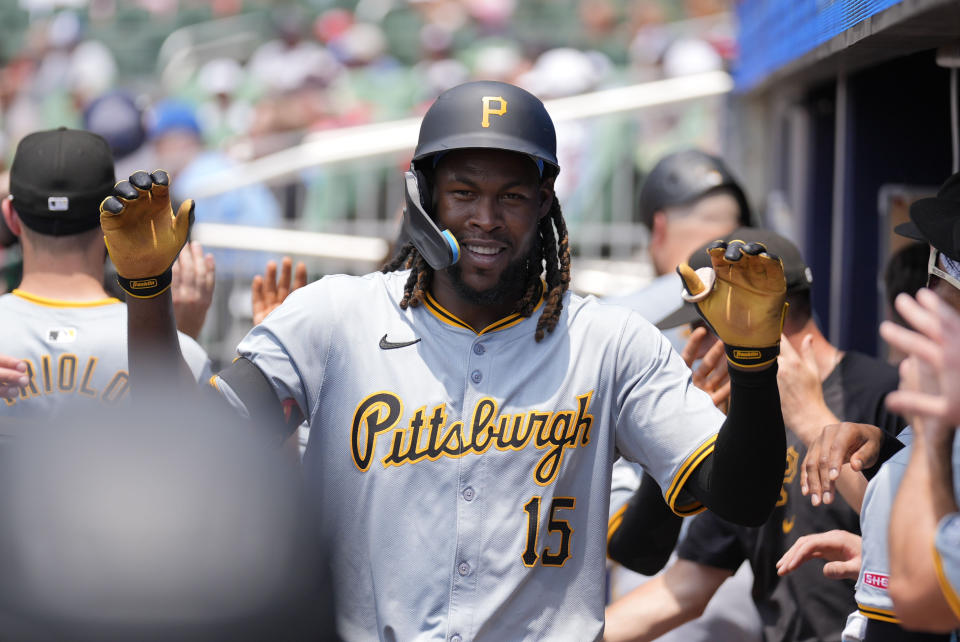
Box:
[413,168,431,214]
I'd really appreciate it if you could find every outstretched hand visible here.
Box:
[172,241,216,340]
[680,326,730,411]
[776,529,862,580]
[880,288,960,428]
[677,239,787,370]
[100,170,193,298]
[777,334,832,443]
[252,257,307,325]
[801,422,882,506]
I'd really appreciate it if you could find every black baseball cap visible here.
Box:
[9,127,115,236]
[895,171,960,261]
[655,226,812,330]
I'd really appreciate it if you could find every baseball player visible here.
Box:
[0,128,210,426]
[99,81,788,641]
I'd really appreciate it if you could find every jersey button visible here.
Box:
[450,635,462,642]
[473,343,485,355]
[471,370,482,384]
[463,487,475,501]
[457,561,470,576]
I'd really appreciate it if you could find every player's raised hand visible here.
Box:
[681,326,730,411]
[100,170,193,298]
[172,241,216,339]
[677,239,787,370]
[801,422,882,506]
[252,256,307,325]
[775,529,861,580]
[880,288,960,427]
[0,354,28,400]
[777,334,831,442]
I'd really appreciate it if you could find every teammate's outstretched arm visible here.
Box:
[100,171,198,399]
[603,558,732,642]
[674,240,788,525]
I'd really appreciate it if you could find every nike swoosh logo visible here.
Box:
[379,334,421,350]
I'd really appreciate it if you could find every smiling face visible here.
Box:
[429,148,555,324]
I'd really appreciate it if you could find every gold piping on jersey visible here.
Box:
[664,433,718,516]
[606,503,627,551]
[351,389,594,486]
[857,604,900,624]
[12,289,120,308]
[422,281,545,335]
[932,539,960,619]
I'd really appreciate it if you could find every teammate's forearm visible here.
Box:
[689,363,785,526]
[607,472,682,574]
[126,290,196,400]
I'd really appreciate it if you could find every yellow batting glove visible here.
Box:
[677,239,788,369]
[99,170,194,298]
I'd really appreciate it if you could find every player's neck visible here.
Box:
[428,279,523,332]
[17,268,111,302]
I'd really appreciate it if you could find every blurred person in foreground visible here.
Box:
[779,173,960,641]
[882,173,960,634]
[606,228,904,642]
[0,128,210,425]
[604,149,760,642]
[0,396,332,641]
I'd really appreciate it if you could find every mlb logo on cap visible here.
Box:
[47,197,69,211]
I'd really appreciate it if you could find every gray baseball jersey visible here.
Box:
[856,429,960,625]
[0,289,212,428]
[932,432,960,621]
[215,269,724,641]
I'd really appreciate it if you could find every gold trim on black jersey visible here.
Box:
[423,281,545,335]
[857,603,900,624]
[12,289,120,308]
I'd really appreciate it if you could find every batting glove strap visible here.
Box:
[116,267,173,299]
[724,342,780,369]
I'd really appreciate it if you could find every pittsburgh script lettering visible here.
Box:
[350,391,595,486]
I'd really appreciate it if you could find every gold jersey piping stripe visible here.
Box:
[422,281,545,335]
[933,539,960,619]
[664,433,717,515]
[12,289,120,308]
[857,604,900,624]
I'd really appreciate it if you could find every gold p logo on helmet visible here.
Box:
[481,96,508,128]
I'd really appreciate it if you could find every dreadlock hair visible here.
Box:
[381,198,571,342]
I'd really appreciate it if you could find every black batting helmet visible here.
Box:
[412,80,559,175]
[638,149,751,230]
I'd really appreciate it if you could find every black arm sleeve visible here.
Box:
[607,471,683,574]
[215,357,303,443]
[682,363,785,526]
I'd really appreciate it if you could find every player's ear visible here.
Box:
[1,196,22,237]
[650,211,668,247]
[537,176,556,219]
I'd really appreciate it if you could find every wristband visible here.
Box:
[725,343,779,369]
[116,268,173,299]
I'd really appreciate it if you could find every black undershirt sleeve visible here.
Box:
[607,364,784,567]
[607,471,682,574]
[682,363,785,526]
[215,357,303,443]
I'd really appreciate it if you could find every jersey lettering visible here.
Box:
[5,354,129,407]
[357,390,595,485]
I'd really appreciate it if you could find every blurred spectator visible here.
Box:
[882,241,930,364]
[147,99,281,276]
[195,57,253,148]
[82,89,150,179]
